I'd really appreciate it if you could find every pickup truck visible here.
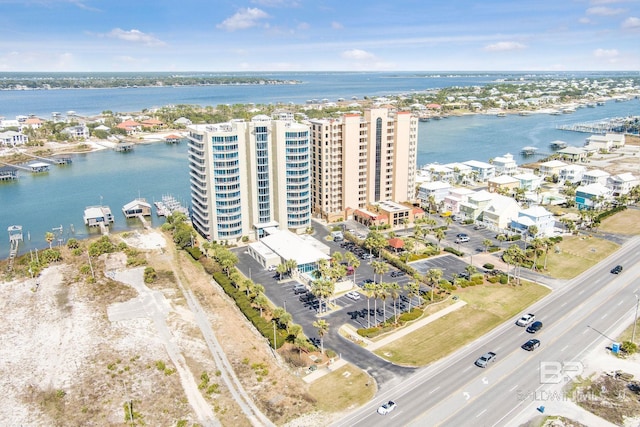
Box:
[475,351,497,368]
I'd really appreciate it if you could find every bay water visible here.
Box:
[0,72,638,258]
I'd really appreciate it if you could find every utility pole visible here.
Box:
[273,320,276,350]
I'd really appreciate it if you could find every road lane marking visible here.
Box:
[578,289,585,295]
[602,313,608,319]
[561,345,568,352]
[462,366,472,373]
[509,385,518,392]
[561,302,568,307]
[583,329,589,334]
[618,300,624,306]
[476,409,487,418]
[430,386,440,395]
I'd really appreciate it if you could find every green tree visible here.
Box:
[483,238,492,253]
[371,260,390,284]
[404,281,421,312]
[388,282,401,324]
[254,292,269,317]
[45,231,55,249]
[215,247,238,277]
[433,228,445,250]
[363,282,377,328]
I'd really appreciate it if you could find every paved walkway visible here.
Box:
[302,299,467,383]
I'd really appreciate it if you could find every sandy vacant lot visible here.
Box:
[0,229,320,426]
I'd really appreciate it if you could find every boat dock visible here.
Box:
[0,165,18,181]
[154,195,189,217]
[7,225,23,271]
[556,116,640,134]
[21,152,72,165]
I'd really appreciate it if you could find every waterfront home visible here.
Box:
[173,117,192,126]
[607,173,639,196]
[417,181,452,205]
[539,160,568,178]
[510,206,556,237]
[559,164,586,184]
[61,124,90,140]
[116,120,142,135]
[23,117,44,129]
[463,160,496,182]
[557,146,587,163]
[492,153,518,176]
[513,172,543,191]
[585,133,625,151]
[487,174,519,194]
[575,183,612,210]
[581,169,610,186]
[122,199,152,218]
[442,187,475,215]
[0,130,28,146]
[83,206,115,226]
[0,118,20,129]
[445,162,474,184]
[419,163,455,183]
[140,118,165,129]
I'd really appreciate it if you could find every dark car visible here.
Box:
[456,233,468,238]
[526,321,543,334]
[611,265,623,274]
[299,292,317,303]
[390,270,406,278]
[522,339,541,351]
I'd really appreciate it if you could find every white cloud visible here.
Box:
[593,48,619,58]
[579,17,591,24]
[586,6,625,15]
[251,0,300,6]
[331,21,344,30]
[483,41,526,52]
[622,16,640,30]
[106,28,166,47]
[341,49,376,60]
[216,8,270,31]
[297,22,310,30]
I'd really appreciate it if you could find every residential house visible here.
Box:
[585,133,625,151]
[480,194,521,231]
[116,120,142,135]
[581,169,610,186]
[445,162,473,184]
[492,153,518,175]
[559,164,586,184]
[459,190,494,221]
[417,181,452,205]
[23,117,44,130]
[419,163,454,182]
[463,160,496,182]
[513,172,543,191]
[575,183,612,210]
[607,173,639,196]
[487,174,519,194]
[61,125,90,139]
[557,146,588,163]
[539,160,568,178]
[442,187,475,214]
[0,130,28,146]
[140,118,165,129]
[510,206,556,237]
[174,117,192,126]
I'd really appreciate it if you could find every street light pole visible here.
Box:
[633,294,639,344]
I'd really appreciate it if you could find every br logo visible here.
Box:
[540,361,584,384]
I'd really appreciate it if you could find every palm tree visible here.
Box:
[496,233,507,248]
[275,263,287,281]
[216,247,239,277]
[433,228,445,250]
[363,282,377,328]
[465,264,477,277]
[313,319,329,355]
[404,281,421,311]
[530,238,544,270]
[483,238,492,253]
[543,238,553,270]
[388,282,401,324]
[285,259,298,277]
[425,268,443,301]
[371,260,389,284]
[254,292,269,317]
[378,282,390,324]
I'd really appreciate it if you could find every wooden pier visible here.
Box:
[21,152,72,165]
[7,225,23,272]
[0,166,18,181]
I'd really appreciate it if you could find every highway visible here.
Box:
[333,236,640,427]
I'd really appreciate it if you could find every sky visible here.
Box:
[0,0,639,72]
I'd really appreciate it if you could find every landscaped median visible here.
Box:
[372,281,551,367]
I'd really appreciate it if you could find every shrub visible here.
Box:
[621,340,637,354]
[488,246,501,253]
[143,267,157,283]
[357,327,380,338]
[507,234,521,241]
[186,246,203,260]
[483,263,494,270]
[443,247,464,257]
[398,308,423,323]
[499,275,508,284]
[487,276,500,283]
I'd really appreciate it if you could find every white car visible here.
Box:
[345,291,361,301]
[377,400,396,415]
[516,313,535,327]
[267,265,276,272]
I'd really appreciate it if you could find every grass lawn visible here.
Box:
[544,235,619,279]
[308,364,376,412]
[598,208,640,235]
[373,282,550,366]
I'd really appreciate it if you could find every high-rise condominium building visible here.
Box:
[308,108,417,222]
[187,116,311,243]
